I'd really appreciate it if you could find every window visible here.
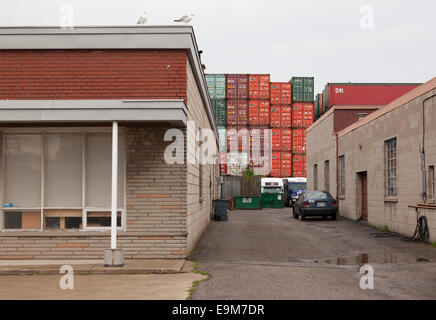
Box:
[429,165,435,200]
[1,129,125,231]
[339,155,345,196]
[385,138,397,197]
[313,164,318,190]
[324,160,330,192]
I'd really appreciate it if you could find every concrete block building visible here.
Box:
[0,26,220,260]
[307,78,436,242]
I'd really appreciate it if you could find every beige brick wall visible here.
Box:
[338,88,436,241]
[306,112,337,198]
[185,59,219,254]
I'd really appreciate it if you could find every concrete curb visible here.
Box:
[0,259,187,276]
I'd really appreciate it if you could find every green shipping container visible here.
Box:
[217,126,227,151]
[234,196,261,210]
[212,99,226,126]
[291,76,314,102]
[315,94,321,117]
[206,74,226,100]
[261,193,284,209]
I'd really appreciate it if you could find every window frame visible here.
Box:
[338,155,345,197]
[0,127,126,232]
[324,160,330,192]
[313,164,318,190]
[428,165,435,201]
[384,137,398,198]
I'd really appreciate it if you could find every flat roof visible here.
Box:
[0,26,218,140]
[338,77,436,137]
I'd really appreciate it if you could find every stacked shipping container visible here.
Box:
[206,74,314,178]
[289,77,315,177]
[269,82,292,177]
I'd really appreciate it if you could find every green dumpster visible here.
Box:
[260,178,285,208]
[261,193,284,208]
[234,196,260,210]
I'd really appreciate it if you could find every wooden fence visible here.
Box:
[221,176,261,200]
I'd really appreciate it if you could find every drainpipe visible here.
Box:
[334,132,339,202]
[421,94,436,203]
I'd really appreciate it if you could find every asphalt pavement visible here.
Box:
[189,208,436,300]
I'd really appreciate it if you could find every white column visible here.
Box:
[111,121,118,250]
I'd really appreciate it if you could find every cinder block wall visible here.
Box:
[338,88,436,241]
[306,112,337,198]
[185,59,219,255]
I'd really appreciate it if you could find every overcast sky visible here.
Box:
[0,0,435,93]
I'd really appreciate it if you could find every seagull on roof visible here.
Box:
[137,11,147,25]
[174,14,194,24]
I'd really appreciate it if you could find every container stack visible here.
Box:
[226,74,250,176]
[206,74,227,175]
[290,77,315,177]
[206,73,315,178]
[248,74,271,175]
[269,82,292,177]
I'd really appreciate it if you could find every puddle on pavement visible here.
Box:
[311,252,430,266]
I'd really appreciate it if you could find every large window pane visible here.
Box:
[85,133,124,208]
[5,134,41,207]
[45,133,82,207]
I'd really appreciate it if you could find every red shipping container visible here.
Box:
[271,151,292,177]
[249,74,270,99]
[270,82,292,104]
[270,105,292,128]
[271,128,282,151]
[220,164,227,176]
[227,100,248,126]
[226,74,249,99]
[303,102,314,127]
[271,151,282,177]
[292,154,306,177]
[281,152,292,177]
[271,128,292,151]
[291,103,303,127]
[319,93,324,114]
[292,129,306,153]
[324,83,421,109]
[248,100,270,126]
[249,127,270,152]
[281,128,292,151]
[226,126,249,152]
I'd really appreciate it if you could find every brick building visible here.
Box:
[307,78,436,242]
[0,26,220,260]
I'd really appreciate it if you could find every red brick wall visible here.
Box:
[0,49,187,100]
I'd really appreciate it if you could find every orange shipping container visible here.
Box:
[249,74,270,99]
[270,82,292,104]
[292,129,306,153]
[303,103,314,127]
[291,103,303,127]
[270,105,291,128]
[271,151,292,177]
[248,100,270,126]
[292,154,306,177]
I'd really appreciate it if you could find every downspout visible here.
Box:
[421,94,436,203]
[334,132,339,203]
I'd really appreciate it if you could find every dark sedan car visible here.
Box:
[293,191,338,220]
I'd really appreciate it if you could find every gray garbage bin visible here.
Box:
[213,199,229,221]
